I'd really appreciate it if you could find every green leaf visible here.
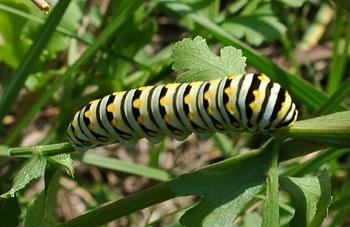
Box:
[1,155,46,198]
[222,3,286,46]
[24,168,61,227]
[171,36,246,83]
[170,150,270,227]
[0,197,21,226]
[49,154,74,177]
[279,170,331,226]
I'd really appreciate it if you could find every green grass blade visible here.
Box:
[0,0,71,127]
[315,76,350,115]
[327,9,345,94]
[211,133,236,157]
[283,148,350,177]
[73,153,171,181]
[159,1,344,111]
[3,0,143,145]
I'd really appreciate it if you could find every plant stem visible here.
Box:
[9,142,74,156]
[262,138,280,227]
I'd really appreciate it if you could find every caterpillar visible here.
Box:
[68,73,298,150]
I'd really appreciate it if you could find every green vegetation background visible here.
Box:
[0,0,350,226]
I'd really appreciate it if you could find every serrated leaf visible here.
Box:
[0,197,21,226]
[171,36,246,83]
[170,150,271,227]
[49,154,74,177]
[279,170,331,226]
[221,3,286,46]
[1,155,46,198]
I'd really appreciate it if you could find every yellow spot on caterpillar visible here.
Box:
[184,95,191,104]
[164,114,172,122]
[72,120,78,127]
[207,107,214,115]
[107,103,114,112]
[249,102,257,111]
[165,84,177,89]
[74,130,79,136]
[112,119,118,127]
[258,74,270,82]
[160,97,168,106]
[224,87,232,96]
[138,87,147,91]
[277,101,288,119]
[84,110,91,118]
[133,99,141,108]
[228,75,236,80]
[253,90,259,98]
[204,91,211,100]
[226,103,234,114]
[188,112,195,120]
[138,115,144,124]
[88,123,94,130]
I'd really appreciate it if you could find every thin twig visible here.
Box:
[30,0,50,13]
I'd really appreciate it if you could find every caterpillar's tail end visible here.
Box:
[275,104,298,130]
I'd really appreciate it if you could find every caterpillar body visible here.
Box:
[68,73,298,150]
